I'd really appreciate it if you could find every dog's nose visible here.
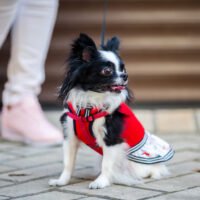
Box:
[120,73,128,81]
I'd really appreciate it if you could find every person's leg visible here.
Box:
[3,0,58,104]
[1,0,63,146]
[0,0,18,48]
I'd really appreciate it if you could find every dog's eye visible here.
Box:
[101,67,113,75]
[107,62,114,68]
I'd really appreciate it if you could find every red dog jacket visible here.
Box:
[66,102,174,164]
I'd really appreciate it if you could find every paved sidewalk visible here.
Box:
[0,108,200,200]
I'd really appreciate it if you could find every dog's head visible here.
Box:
[59,33,131,102]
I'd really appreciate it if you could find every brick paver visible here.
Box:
[0,196,9,200]
[0,108,200,200]
[13,191,86,200]
[60,181,162,200]
[140,173,200,192]
[155,109,197,133]
[148,187,200,200]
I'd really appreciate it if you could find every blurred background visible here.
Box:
[1,0,200,106]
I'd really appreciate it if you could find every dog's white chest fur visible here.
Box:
[67,88,128,113]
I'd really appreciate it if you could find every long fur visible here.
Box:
[49,33,169,189]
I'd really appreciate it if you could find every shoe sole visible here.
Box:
[1,127,62,147]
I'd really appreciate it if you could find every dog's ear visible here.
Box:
[71,33,98,62]
[102,36,120,52]
[82,46,95,62]
[78,33,97,49]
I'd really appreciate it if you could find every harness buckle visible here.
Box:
[82,115,94,122]
[87,115,94,122]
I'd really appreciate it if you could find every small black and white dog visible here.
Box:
[49,33,174,189]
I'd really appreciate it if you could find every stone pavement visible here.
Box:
[0,108,200,200]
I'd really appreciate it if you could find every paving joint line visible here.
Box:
[0,178,17,183]
[144,171,197,184]
[1,146,61,161]
[1,157,24,165]
[129,185,166,193]
[71,197,89,200]
[2,159,91,176]
[3,151,25,158]
[8,189,52,199]
[0,161,62,175]
[56,188,123,200]
[0,165,92,189]
[0,173,62,189]
[4,160,63,170]
[138,191,169,200]
[0,169,198,192]
[0,195,12,200]
[137,185,200,200]
[0,195,12,198]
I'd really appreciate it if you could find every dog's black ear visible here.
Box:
[78,33,97,49]
[82,46,95,62]
[71,33,98,62]
[102,36,120,52]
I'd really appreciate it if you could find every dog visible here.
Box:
[48,33,174,189]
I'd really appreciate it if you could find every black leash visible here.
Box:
[101,0,107,48]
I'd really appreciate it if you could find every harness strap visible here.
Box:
[66,103,109,150]
[67,111,92,143]
[67,102,109,122]
[66,110,109,122]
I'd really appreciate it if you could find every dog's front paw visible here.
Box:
[49,171,70,186]
[89,175,110,189]
[48,178,69,186]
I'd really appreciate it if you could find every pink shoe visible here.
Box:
[1,96,63,146]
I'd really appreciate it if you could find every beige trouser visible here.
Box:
[0,0,58,105]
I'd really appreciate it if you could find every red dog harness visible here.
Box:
[66,102,174,164]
